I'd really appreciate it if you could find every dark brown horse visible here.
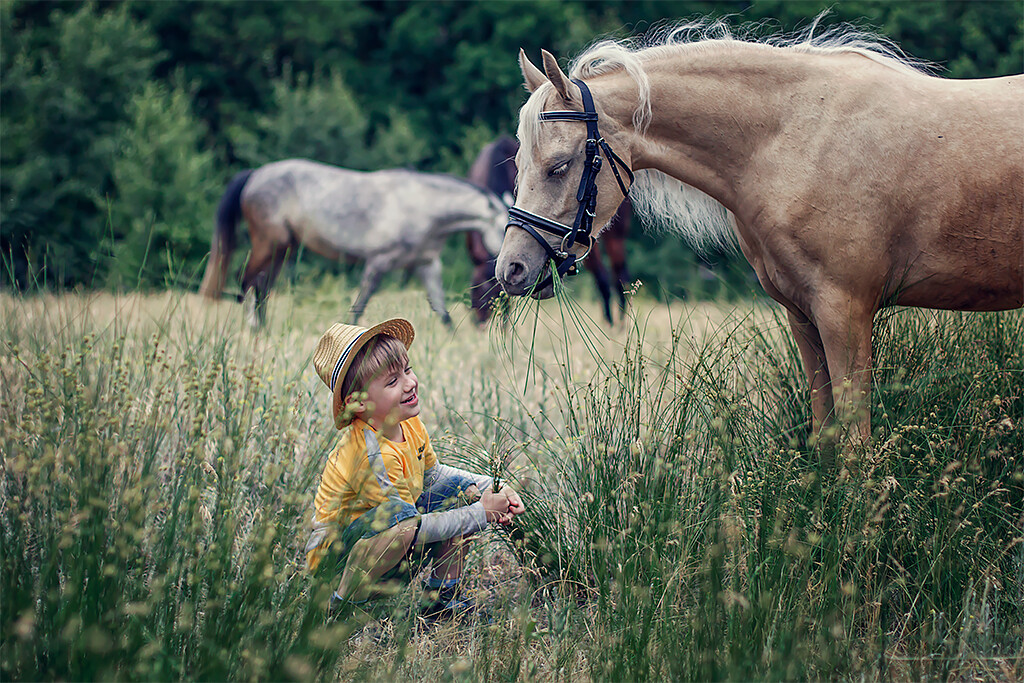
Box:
[466,136,632,325]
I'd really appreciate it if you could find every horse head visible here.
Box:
[466,135,519,324]
[481,196,508,257]
[467,189,511,326]
[497,49,634,299]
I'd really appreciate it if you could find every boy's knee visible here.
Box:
[336,518,420,601]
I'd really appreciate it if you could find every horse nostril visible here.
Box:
[503,261,526,287]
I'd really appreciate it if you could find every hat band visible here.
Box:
[330,336,362,391]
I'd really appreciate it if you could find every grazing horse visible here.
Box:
[199,159,506,326]
[496,22,1023,450]
[466,136,634,325]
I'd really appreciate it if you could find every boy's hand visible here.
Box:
[482,486,526,525]
[482,490,512,524]
[501,486,526,518]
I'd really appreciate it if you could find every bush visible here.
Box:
[228,64,428,172]
[108,78,220,290]
[0,4,159,288]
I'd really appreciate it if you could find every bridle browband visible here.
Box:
[506,78,634,291]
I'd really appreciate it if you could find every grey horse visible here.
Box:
[199,159,507,326]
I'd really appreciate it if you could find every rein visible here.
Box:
[506,79,634,290]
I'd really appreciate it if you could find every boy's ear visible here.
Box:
[343,393,366,415]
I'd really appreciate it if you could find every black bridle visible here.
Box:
[506,78,634,291]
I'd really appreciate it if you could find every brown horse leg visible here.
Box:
[256,245,289,326]
[350,259,389,325]
[240,240,273,299]
[415,257,453,327]
[470,261,499,325]
[604,235,630,315]
[584,251,613,324]
[814,300,874,450]
[240,239,287,327]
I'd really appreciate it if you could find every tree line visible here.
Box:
[2,0,1021,298]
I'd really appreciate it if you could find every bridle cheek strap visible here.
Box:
[505,78,634,292]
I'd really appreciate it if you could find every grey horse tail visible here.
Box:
[199,169,253,300]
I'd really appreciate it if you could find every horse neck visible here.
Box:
[609,43,848,208]
[434,188,504,250]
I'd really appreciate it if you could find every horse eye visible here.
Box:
[548,161,570,177]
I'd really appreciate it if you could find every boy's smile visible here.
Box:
[362,363,420,439]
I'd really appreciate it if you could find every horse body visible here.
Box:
[200,159,506,325]
[629,47,1022,310]
[499,32,1022,447]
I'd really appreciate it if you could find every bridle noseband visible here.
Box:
[506,78,634,291]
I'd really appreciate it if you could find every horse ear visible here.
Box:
[519,48,547,93]
[541,49,576,104]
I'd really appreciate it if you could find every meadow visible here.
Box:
[1,277,1021,681]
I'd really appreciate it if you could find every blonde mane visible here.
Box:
[517,15,933,254]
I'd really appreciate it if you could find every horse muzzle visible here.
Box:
[499,207,591,297]
[495,253,555,299]
[495,229,558,299]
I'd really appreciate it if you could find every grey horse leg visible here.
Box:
[416,258,452,327]
[350,260,388,325]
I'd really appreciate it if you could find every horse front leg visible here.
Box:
[786,309,835,439]
[604,236,630,317]
[415,257,452,328]
[815,299,874,451]
[350,259,389,325]
[584,251,613,324]
[241,240,287,329]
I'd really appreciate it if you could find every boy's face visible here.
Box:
[361,360,420,427]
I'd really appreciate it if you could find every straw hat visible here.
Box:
[312,318,415,428]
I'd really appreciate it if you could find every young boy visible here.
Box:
[306,318,525,617]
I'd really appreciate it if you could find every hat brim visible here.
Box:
[332,318,415,428]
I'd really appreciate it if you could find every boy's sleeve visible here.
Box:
[422,463,493,498]
[413,430,493,545]
[416,502,488,545]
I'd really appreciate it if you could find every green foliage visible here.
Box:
[2,292,1020,680]
[229,66,369,170]
[128,0,374,150]
[512,305,1023,680]
[229,65,428,172]
[1,3,160,288]
[2,1,1021,290]
[108,79,220,290]
[0,309,342,680]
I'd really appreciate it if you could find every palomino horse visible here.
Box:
[466,136,634,325]
[199,159,506,326]
[497,23,1023,449]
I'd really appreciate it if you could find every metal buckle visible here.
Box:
[576,234,594,263]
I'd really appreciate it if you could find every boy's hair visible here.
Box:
[338,334,409,401]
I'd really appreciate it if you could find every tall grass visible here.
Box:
[516,302,1023,680]
[1,282,1021,680]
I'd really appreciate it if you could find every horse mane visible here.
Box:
[518,13,933,254]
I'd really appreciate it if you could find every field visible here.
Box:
[2,278,1022,681]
